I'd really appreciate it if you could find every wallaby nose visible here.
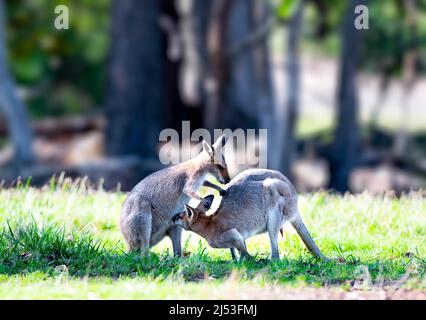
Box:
[172,214,179,223]
[220,169,231,184]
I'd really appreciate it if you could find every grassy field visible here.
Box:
[0,177,425,299]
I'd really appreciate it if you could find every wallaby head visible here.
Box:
[172,194,213,230]
[199,135,230,184]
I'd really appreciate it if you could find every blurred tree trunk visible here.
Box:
[309,0,329,38]
[367,69,391,133]
[186,0,211,130]
[225,0,259,130]
[278,0,305,179]
[160,0,187,134]
[393,0,418,158]
[0,0,33,170]
[328,0,367,192]
[193,0,212,102]
[202,0,275,134]
[106,0,166,159]
[175,0,204,129]
[252,0,275,169]
[204,0,234,132]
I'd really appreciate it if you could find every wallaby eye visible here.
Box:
[217,164,225,171]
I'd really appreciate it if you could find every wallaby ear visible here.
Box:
[202,194,215,210]
[184,204,195,218]
[202,140,213,157]
[212,134,226,151]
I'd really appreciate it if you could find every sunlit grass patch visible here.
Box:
[0,181,425,298]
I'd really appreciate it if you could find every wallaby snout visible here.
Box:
[172,212,185,223]
[220,167,231,184]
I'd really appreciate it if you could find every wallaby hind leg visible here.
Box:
[267,208,283,260]
[230,246,249,261]
[237,245,251,260]
[167,225,182,257]
[267,229,280,260]
[121,211,152,256]
[219,229,251,261]
[230,248,237,261]
[290,214,326,260]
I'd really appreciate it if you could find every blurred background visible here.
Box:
[0,0,425,193]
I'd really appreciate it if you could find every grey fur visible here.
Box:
[120,136,229,256]
[175,168,326,260]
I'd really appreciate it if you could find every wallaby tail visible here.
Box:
[290,215,326,260]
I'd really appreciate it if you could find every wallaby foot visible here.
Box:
[230,247,253,261]
[238,250,254,261]
[139,247,151,259]
[167,225,182,257]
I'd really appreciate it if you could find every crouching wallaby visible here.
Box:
[173,168,326,260]
[120,135,230,256]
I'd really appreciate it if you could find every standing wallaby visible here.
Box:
[173,168,326,260]
[120,135,230,256]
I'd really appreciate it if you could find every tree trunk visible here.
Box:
[171,0,205,130]
[160,0,185,133]
[225,0,259,130]
[393,0,418,159]
[190,0,213,130]
[198,0,275,135]
[204,0,234,132]
[0,0,33,170]
[105,0,166,159]
[277,0,305,179]
[193,0,212,98]
[252,0,275,119]
[252,0,276,169]
[328,0,367,192]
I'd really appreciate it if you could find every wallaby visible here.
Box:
[120,135,230,256]
[173,168,326,260]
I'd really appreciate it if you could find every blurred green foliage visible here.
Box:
[276,0,297,19]
[5,0,111,117]
[303,0,426,76]
[3,0,426,118]
[361,0,426,76]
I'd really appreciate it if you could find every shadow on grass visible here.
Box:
[0,221,424,286]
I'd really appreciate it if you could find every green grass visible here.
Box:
[0,177,425,299]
